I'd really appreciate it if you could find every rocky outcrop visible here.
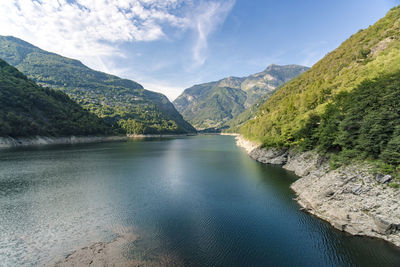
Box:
[375,173,393,184]
[236,135,400,247]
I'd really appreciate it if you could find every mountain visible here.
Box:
[240,6,400,168]
[0,59,114,137]
[173,64,309,129]
[222,92,271,133]
[0,36,195,134]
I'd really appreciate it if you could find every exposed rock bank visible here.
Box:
[128,133,197,138]
[0,134,201,149]
[236,135,400,247]
[0,136,129,149]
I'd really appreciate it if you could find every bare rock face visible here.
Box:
[249,147,288,165]
[289,164,400,245]
[283,150,328,177]
[235,135,400,247]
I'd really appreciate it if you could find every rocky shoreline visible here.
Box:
[0,135,130,149]
[128,133,197,138]
[235,135,400,247]
[0,134,199,149]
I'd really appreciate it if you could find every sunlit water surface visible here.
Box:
[1,136,400,266]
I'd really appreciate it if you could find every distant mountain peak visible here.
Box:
[173,64,309,129]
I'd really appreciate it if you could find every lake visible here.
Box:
[1,135,400,266]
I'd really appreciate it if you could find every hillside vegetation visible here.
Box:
[173,64,308,129]
[240,6,400,170]
[0,59,113,137]
[0,36,195,134]
[298,72,400,168]
[223,92,273,133]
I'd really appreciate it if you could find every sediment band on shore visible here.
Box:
[0,136,130,149]
[0,134,199,149]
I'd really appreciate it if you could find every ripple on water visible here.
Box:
[1,137,400,266]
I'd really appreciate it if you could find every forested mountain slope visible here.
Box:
[0,36,195,134]
[0,59,113,137]
[173,64,308,129]
[240,6,400,169]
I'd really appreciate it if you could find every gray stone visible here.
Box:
[352,184,362,195]
[325,190,335,197]
[376,174,392,184]
[373,216,399,235]
[375,173,384,181]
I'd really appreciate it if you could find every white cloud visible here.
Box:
[140,81,187,100]
[0,0,184,59]
[189,0,235,66]
[0,0,235,71]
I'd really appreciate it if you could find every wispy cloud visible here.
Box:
[0,0,184,61]
[0,0,235,72]
[189,0,235,66]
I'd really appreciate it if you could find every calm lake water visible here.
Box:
[1,135,400,266]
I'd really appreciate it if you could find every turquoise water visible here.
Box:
[1,135,399,266]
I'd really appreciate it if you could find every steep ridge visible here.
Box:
[173,64,308,129]
[241,6,400,150]
[0,36,195,134]
[0,58,113,137]
[236,6,400,247]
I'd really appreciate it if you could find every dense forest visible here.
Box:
[0,59,114,137]
[295,72,400,170]
[0,36,195,134]
[240,6,400,171]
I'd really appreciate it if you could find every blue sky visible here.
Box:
[0,0,398,99]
